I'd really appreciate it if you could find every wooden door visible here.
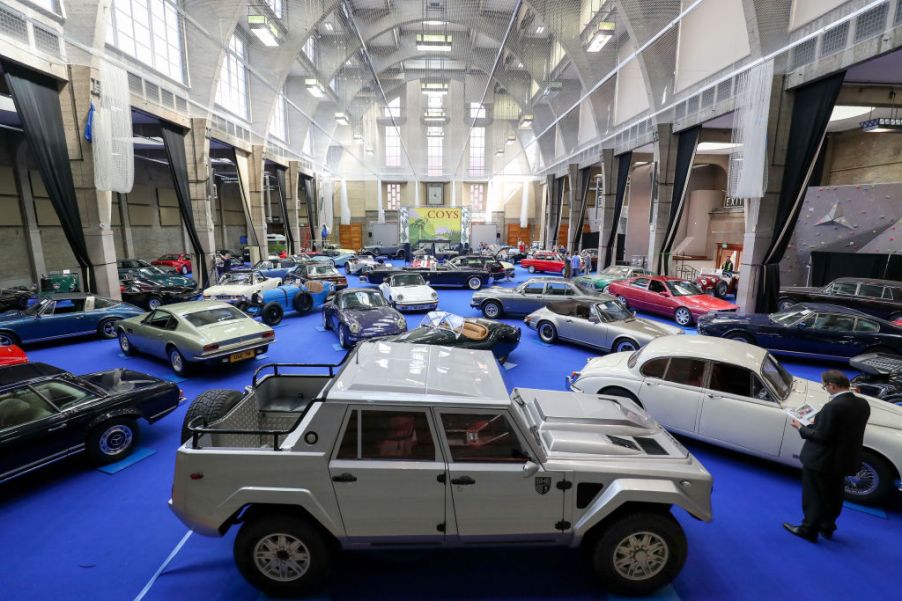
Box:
[557,224,569,247]
[339,224,363,250]
[507,225,531,246]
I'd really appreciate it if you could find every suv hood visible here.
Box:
[514,388,689,459]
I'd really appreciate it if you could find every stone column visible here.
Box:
[62,65,119,299]
[567,164,580,252]
[734,76,794,311]
[596,149,617,271]
[286,161,303,254]
[13,140,46,282]
[647,123,678,274]
[248,145,269,256]
[116,192,136,258]
[184,118,217,283]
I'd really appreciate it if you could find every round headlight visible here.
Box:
[397,317,406,329]
[431,292,438,300]
[349,322,361,334]
[396,294,404,301]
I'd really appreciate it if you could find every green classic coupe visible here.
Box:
[573,266,656,294]
[116,301,275,375]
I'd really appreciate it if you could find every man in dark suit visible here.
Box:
[784,370,870,542]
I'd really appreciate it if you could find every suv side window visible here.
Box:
[664,358,707,388]
[708,363,752,397]
[522,282,545,295]
[0,387,57,429]
[336,409,436,461]
[854,318,879,333]
[830,282,857,295]
[546,282,573,296]
[440,412,529,463]
[640,358,669,379]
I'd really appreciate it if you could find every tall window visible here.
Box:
[263,0,283,19]
[269,93,287,141]
[302,35,317,64]
[302,129,312,156]
[469,102,486,119]
[470,183,485,215]
[427,94,443,110]
[384,126,401,168]
[427,133,443,176]
[215,32,250,120]
[384,97,401,118]
[107,0,185,82]
[469,127,485,176]
[386,183,401,210]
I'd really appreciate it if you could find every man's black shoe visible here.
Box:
[820,528,835,540]
[783,522,817,542]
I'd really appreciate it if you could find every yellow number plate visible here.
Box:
[229,349,256,363]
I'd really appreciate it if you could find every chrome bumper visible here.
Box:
[192,339,272,362]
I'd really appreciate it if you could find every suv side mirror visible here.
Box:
[522,461,540,478]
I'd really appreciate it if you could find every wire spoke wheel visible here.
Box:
[845,461,879,497]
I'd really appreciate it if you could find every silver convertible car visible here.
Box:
[525,298,684,353]
[568,336,902,504]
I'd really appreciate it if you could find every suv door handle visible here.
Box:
[331,472,357,483]
[450,476,476,485]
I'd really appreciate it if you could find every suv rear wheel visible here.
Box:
[234,514,331,598]
[590,511,687,597]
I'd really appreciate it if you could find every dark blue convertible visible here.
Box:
[321,288,407,348]
[697,302,902,360]
[0,294,145,347]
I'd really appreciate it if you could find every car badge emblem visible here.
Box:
[535,476,551,495]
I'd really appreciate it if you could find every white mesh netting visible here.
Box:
[93,58,134,193]
[728,58,774,200]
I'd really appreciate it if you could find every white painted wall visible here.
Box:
[789,0,849,30]
[614,38,651,125]
[675,0,751,93]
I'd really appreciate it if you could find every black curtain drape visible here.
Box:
[160,122,210,288]
[548,176,565,249]
[811,251,902,286]
[272,165,295,255]
[659,126,700,275]
[604,152,632,269]
[542,174,554,249]
[302,177,317,248]
[755,72,846,312]
[572,166,593,250]
[2,60,95,291]
[227,146,261,249]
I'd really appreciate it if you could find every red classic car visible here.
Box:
[608,275,739,326]
[520,251,565,275]
[0,345,28,367]
[695,269,739,298]
[152,253,192,275]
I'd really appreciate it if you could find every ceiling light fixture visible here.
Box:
[416,33,452,52]
[334,112,349,126]
[353,133,364,142]
[305,78,325,98]
[506,134,516,145]
[860,117,902,133]
[586,21,615,53]
[421,81,449,95]
[495,147,505,156]
[323,22,334,32]
[422,20,446,26]
[829,105,873,122]
[247,14,280,47]
[535,26,545,35]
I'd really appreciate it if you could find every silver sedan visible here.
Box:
[525,298,684,352]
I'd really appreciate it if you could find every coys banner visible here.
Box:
[401,207,464,247]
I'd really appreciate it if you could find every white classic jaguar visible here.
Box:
[378,272,439,312]
[202,270,281,308]
[568,336,902,504]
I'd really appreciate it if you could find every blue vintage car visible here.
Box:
[322,288,407,348]
[246,279,335,326]
[0,294,145,346]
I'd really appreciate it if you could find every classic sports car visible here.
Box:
[778,277,902,321]
[574,266,657,294]
[0,362,182,482]
[0,288,31,312]
[850,352,902,405]
[448,255,514,280]
[470,277,604,319]
[569,336,902,504]
[345,254,382,275]
[39,271,80,293]
[120,276,199,310]
[520,251,565,275]
[0,294,144,347]
[321,288,406,348]
[406,263,491,290]
[293,262,348,289]
[525,298,684,352]
[118,259,195,288]
[378,272,439,312]
[696,269,739,299]
[0,345,28,367]
[253,258,299,279]
[359,243,405,258]
[202,270,282,308]
[318,248,355,267]
[608,276,738,326]
[378,311,521,361]
[697,303,902,360]
[152,253,193,275]
[117,301,275,375]
[412,240,459,261]
[247,279,334,326]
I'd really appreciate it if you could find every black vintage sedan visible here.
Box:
[697,303,902,360]
[362,263,491,290]
[0,362,183,482]
[378,311,521,362]
[120,275,199,310]
[778,277,902,321]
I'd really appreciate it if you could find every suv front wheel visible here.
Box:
[590,511,687,597]
[234,514,331,598]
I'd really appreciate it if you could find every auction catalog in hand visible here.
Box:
[785,404,819,427]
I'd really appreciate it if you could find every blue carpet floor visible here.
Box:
[0,262,899,601]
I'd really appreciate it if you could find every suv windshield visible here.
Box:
[340,291,386,309]
[595,300,633,322]
[665,281,703,296]
[184,306,245,327]
[391,274,425,287]
[761,354,792,400]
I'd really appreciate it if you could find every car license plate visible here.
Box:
[229,349,256,363]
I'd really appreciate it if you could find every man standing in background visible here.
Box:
[570,252,582,278]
